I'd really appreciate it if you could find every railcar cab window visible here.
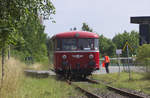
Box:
[62,39,77,51]
[78,39,99,51]
[78,39,93,50]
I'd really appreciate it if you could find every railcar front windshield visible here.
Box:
[55,38,99,51]
[78,39,99,51]
[78,39,93,50]
[62,39,77,51]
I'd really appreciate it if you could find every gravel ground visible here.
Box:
[121,88,150,98]
[69,87,130,98]
[92,88,129,98]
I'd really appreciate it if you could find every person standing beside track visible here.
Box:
[103,54,110,73]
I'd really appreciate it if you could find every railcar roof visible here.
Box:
[53,31,99,39]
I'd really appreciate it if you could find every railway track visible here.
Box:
[67,80,103,98]
[86,78,145,98]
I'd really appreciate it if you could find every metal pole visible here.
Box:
[118,54,120,75]
[127,45,131,80]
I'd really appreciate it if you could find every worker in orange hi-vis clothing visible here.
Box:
[103,54,110,73]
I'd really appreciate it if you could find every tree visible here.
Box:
[46,37,54,65]
[112,31,139,57]
[81,23,93,32]
[15,19,48,62]
[99,35,116,57]
[0,0,55,83]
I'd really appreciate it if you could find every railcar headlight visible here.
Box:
[89,54,94,59]
[62,55,67,59]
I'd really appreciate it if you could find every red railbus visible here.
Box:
[52,31,99,78]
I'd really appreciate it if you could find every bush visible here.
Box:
[136,44,150,63]
[136,44,150,79]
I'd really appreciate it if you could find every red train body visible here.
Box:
[52,31,100,77]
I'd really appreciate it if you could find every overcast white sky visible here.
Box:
[44,0,150,39]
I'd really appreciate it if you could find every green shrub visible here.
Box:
[136,44,150,63]
[136,44,150,79]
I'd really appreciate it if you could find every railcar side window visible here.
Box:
[55,39,61,51]
[62,39,77,51]
[94,39,99,50]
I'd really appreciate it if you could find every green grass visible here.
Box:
[19,76,84,98]
[0,58,84,98]
[92,72,150,94]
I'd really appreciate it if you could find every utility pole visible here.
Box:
[116,49,122,77]
[127,45,131,80]
[117,54,120,76]
[123,41,133,80]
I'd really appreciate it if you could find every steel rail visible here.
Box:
[86,78,145,98]
[107,85,145,98]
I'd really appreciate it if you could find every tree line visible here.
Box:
[0,0,55,83]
